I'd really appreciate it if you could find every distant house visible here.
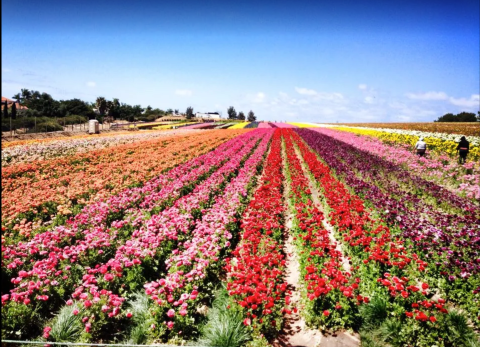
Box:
[195,112,222,120]
[1,97,28,110]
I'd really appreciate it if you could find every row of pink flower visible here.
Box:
[257,122,274,128]
[143,130,274,328]
[273,123,297,128]
[3,131,264,308]
[58,132,265,320]
[312,128,480,200]
[2,130,255,271]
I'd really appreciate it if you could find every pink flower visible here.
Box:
[73,309,79,315]
[84,300,92,308]
[66,299,73,306]
[42,326,51,339]
[167,309,175,318]
[126,312,132,318]
[104,273,114,282]
[179,308,188,316]
[167,321,174,329]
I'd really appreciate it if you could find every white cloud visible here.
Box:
[86,81,96,88]
[295,87,317,96]
[358,84,368,90]
[364,96,375,104]
[405,91,448,100]
[448,94,479,108]
[175,89,193,96]
[253,92,266,103]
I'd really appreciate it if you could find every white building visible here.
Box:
[195,112,222,120]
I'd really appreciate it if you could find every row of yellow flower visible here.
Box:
[332,126,479,160]
[287,122,321,128]
[229,122,251,129]
[150,122,201,130]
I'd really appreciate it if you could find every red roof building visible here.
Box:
[1,97,28,110]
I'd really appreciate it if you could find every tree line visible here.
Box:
[2,88,258,133]
[227,107,256,121]
[435,112,479,122]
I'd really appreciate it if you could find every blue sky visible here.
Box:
[2,0,479,122]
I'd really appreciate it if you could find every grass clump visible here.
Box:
[198,287,251,347]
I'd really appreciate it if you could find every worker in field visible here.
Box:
[414,137,427,157]
[456,136,470,164]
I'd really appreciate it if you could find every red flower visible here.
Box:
[323,310,330,316]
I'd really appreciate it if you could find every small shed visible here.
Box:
[88,120,100,134]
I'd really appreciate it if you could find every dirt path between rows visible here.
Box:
[272,136,360,347]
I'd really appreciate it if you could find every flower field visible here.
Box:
[325,125,480,160]
[333,122,480,136]
[1,126,478,346]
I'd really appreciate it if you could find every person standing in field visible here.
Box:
[456,136,470,164]
[414,137,427,157]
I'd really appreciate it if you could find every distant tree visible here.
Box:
[166,108,173,115]
[59,98,95,118]
[107,98,121,120]
[174,109,179,115]
[435,112,477,122]
[132,105,144,119]
[456,112,477,122]
[3,101,8,119]
[96,97,109,116]
[21,88,32,102]
[12,93,21,103]
[238,111,245,121]
[227,106,237,120]
[247,110,256,122]
[477,111,480,122]
[11,102,17,120]
[186,106,194,119]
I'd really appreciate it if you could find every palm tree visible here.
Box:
[95,97,108,115]
[21,88,32,101]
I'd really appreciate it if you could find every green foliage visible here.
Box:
[11,101,17,119]
[186,106,194,119]
[1,301,42,339]
[227,106,237,120]
[3,100,8,119]
[359,296,388,328]
[47,304,84,342]
[199,288,251,347]
[247,110,256,122]
[124,292,155,344]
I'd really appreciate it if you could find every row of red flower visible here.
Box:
[282,130,361,329]
[225,130,288,337]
